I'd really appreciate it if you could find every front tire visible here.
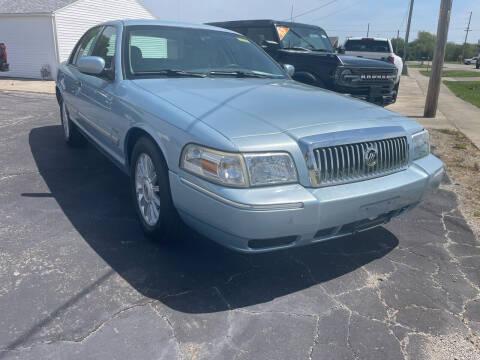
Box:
[392,80,400,102]
[60,99,86,147]
[130,137,180,243]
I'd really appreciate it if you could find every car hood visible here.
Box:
[337,54,394,68]
[133,78,420,142]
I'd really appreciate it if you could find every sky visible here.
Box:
[140,0,480,45]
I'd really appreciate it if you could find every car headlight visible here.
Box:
[335,68,360,84]
[180,144,297,187]
[180,144,247,187]
[243,153,297,186]
[412,130,430,160]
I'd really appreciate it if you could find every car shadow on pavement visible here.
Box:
[28,125,399,314]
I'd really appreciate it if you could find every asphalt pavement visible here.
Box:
[1,91,479,359]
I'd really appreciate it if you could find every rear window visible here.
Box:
[345,39,390,53]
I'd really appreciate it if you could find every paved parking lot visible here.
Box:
[1,91,480,359]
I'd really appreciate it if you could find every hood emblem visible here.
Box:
[364,147,378,167]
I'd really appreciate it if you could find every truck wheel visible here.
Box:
[392,81,400,102]
[60,100,86,147]
[130,137,180,243]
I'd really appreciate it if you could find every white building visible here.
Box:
[0,0,155,79]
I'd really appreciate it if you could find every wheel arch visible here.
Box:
[124,127,169,172]
[292,71,318,84]
[292,71,327,88]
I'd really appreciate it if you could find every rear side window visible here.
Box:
[91,26,117,69]
[130,34,178,59]
[243,27,277,45]
[70,27,102,64]
[345,39,390,53]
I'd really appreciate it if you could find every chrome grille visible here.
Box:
[310,136,408,187]
[352,68,397,85]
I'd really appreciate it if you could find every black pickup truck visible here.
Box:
[0,43,9,72]
[208,20,398,105]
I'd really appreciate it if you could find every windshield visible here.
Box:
[124,26,286,79]
[276,25,333,52]
[344,39,390,53]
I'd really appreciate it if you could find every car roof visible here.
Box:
[207,19,326,31]
[98,19,236,33]
[346,37,389,41]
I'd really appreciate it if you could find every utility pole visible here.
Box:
[396,29,400,53]
[424,0,453,118]
[290,0,295,22]
[462,11,472,61]
[367,23,370,37]
[402,0,415,75]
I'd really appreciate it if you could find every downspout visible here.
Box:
[51,12,60,80]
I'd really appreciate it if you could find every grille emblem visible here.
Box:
[364,147,378,167]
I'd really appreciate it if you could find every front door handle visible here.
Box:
[75,80,82,88]
[95,90,113,105]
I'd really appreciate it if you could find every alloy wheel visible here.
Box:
[61,102,70,139]
[135,153,161,226]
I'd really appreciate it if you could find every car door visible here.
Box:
[75,25,119,150]
[60,26,102,128]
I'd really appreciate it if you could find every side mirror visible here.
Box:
[283,64,295,77]
[77,56,106,75]
[338,47,345,54]
[261,40,280,52]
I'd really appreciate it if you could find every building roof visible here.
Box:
[0,0,78,14]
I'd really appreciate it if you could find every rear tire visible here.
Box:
[60,99,86,147]
[130,137,180,243]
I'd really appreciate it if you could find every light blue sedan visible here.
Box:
[56,20,444,252]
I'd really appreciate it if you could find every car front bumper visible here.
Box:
[170,154,444,253]
[334,84,397,105]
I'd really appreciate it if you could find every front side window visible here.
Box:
[91,26,117,69]
[123,26,286,79]
[71,27,101,65]
[276,25,333,52]
[344,39,390,53]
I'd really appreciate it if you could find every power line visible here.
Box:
[398,0,410,31]
[311,0,363,21]
[283,0,338,21]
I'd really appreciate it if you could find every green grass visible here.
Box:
[408,64,431,68]
[420,70,480,78]
[443,81,480,108]
[438,129,459,136]
[453,143,468,150]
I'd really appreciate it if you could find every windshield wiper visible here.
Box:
[283,46,312,52]
[133,69,207,78]
[311,49,330,52]
[208,70,271,78]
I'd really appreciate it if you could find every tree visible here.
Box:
[406,31,436,60]
[398,30,479,61]
[391,38,404,56]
